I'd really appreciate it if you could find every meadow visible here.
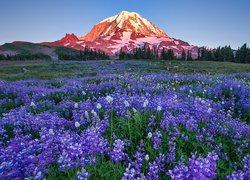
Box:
[0,60,249,179]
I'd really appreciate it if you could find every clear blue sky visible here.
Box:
[0,0,249,49]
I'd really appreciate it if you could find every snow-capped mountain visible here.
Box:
[42,11,198,57]
[80,11,169,41]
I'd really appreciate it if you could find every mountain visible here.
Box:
[42,11,198,58]
[0,42,57,59]
[80,11,169,41]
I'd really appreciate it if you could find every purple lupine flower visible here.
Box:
[123,141,145,179]
[226,170,246,180]
[132,141,145,172]
[152,130,162,150]
[168,152,218,180]
[166,132,176,163]
[122,163,138,180]
[111,139,126,163]
[146,154,165,180]
[148,115,156,128]
[168,162,189,180]
[227,154,250,180]
[77,168,90,180]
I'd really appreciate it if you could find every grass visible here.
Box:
[0,60,249,81]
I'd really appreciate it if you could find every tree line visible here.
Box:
[119,44,194,61]
[198,44,250,63]
[119,43,250,63]
[56,48,109,60]
[0,53,51,61]
[119,45,177,60]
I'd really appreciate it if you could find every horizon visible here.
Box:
[0,0,250,49]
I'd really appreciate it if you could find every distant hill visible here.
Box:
[0,41,82,60]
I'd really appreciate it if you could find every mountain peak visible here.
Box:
[80,11,169,41]
[117,10,141,18]
[100,11,140,23]
[61,33,79,42]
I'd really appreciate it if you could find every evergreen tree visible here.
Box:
[181,50,186,60]
[197,48,201,60]
[187,50,192,61]
[161,48,166,60]
[166,49,175,60]
[246,49,250,63]
[236,44,248,63]
[0,54,5,60]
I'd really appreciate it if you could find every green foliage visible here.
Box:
[0,91,23,117]
[187,50,192,61]
[47,165,78,180]
[198,46,235,61]
[235,43,250,63]
[56,47,109,60]
[119,43,250,63]
[180,50,186,60]
[4,53,52,60]
[161,48,175,60]
[86,156,125,180]
[47,92,68,104]
[0,54,5,60]
[119,45,175,60]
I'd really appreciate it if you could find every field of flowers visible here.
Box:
[0,61,249,179]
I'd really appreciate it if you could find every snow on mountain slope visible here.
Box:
[42,11,198,58]
[80,11,168,41]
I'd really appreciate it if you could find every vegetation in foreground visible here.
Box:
[0,60,249,179]
[0,60,250,81]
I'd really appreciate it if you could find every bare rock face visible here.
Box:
[42,11,198,58]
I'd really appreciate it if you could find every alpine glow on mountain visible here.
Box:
[42,11,198,57]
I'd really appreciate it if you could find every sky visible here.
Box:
[0,0,250,49]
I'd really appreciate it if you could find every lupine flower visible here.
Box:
[82,91,86,95]
[132,141,145,172]
[49,128,54,135]
[147,132,153,139]
[122,141,145,179]
[123,163,138,180]
[111,139,126,163]
[152,130,162,149]
[147,154,165,180]
[105,95,114,103]
[124,100,130,107]
[30,101,36,107]
[143,99,149,107]
[91,109,97,117]
[157,105,162,111]
[145,154,150,161]
[75,121,81,128]
[227,154,250,180]
[77,168,90,180]
[84,111,89,119]
[74,102,79,109]
[168,152,218,179]
[96,103,102,109]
